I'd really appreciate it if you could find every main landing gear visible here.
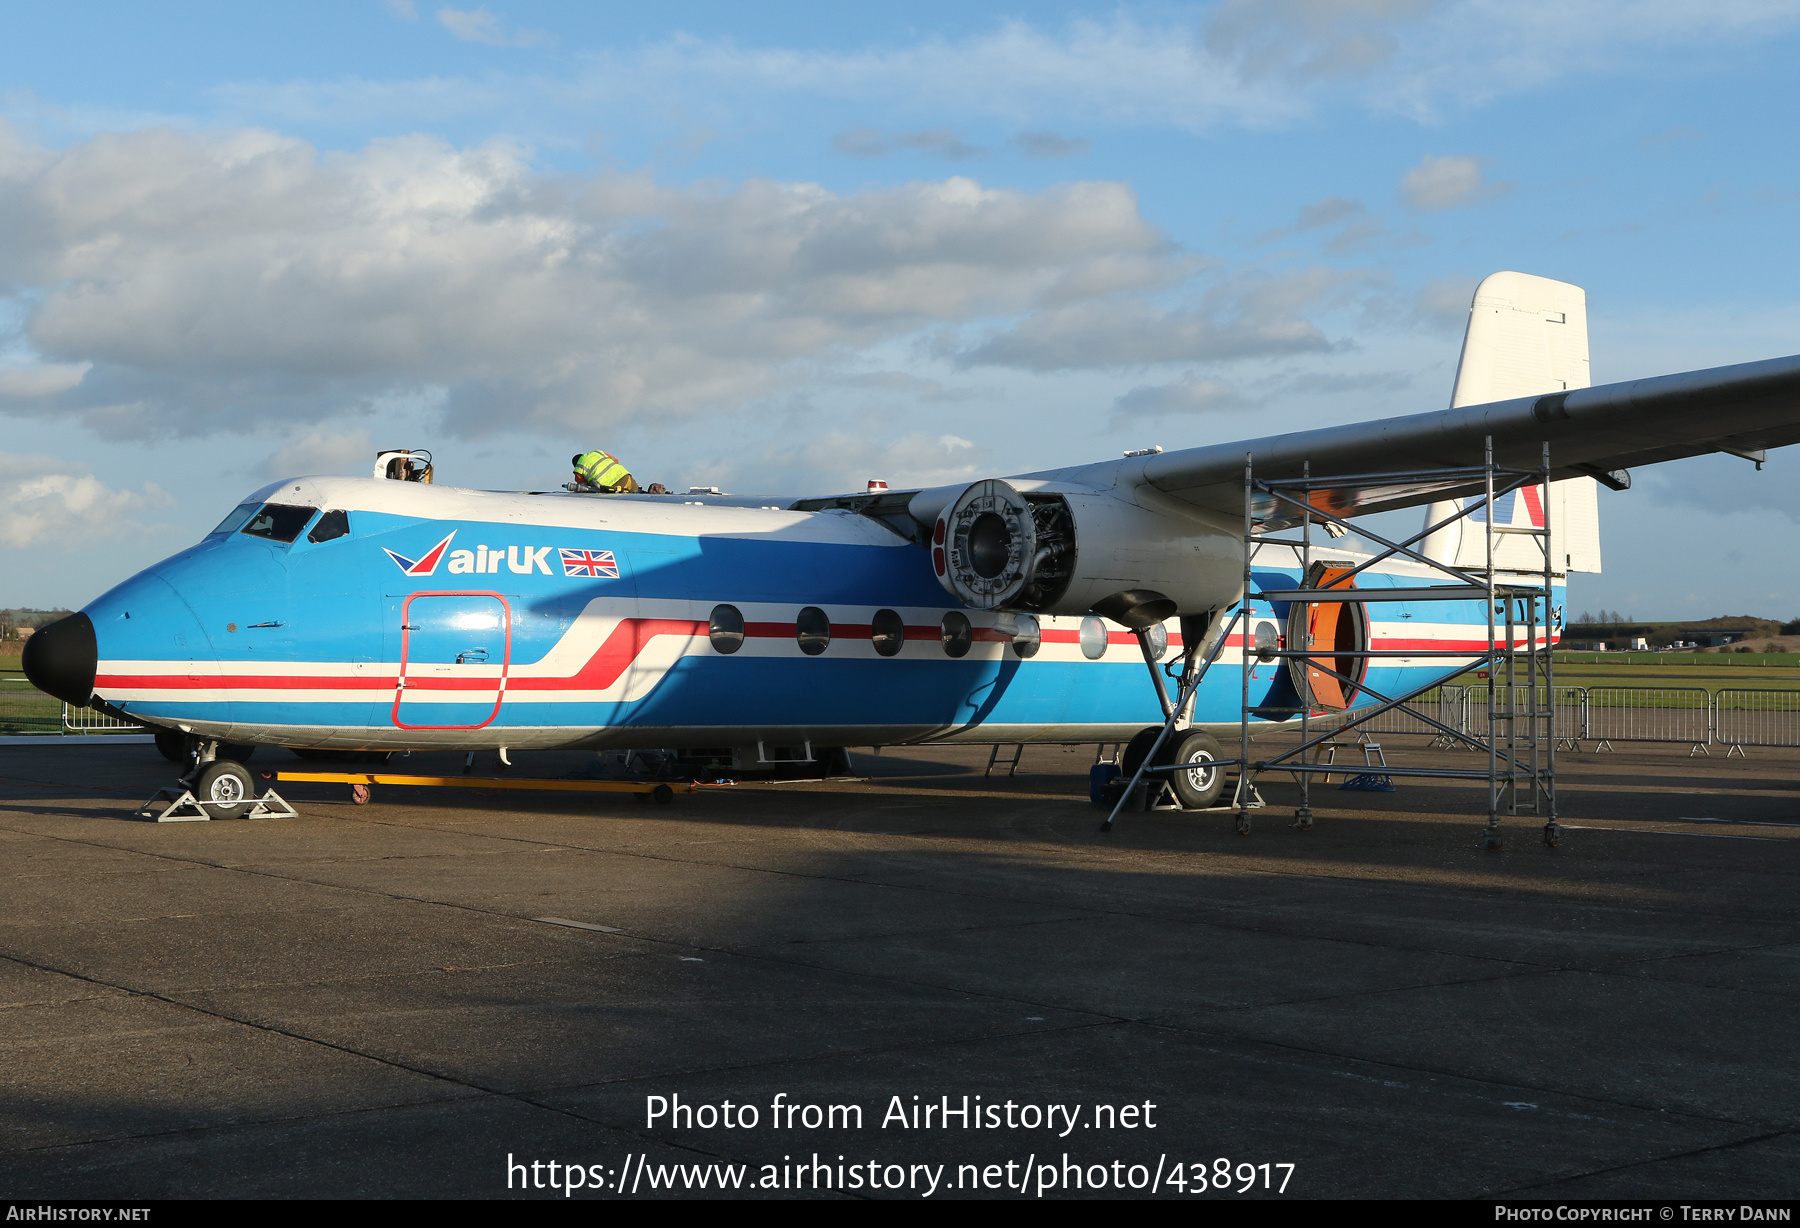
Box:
[1098,604,1253,832]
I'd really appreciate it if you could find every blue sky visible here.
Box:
[4,0,1800,618]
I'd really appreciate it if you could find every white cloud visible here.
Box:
[1400,154,1510,210]
[831,127,982,160]
[1414,275,1479,328]
[0,452,172,547]
[436,7,550,48]
[1206,0,1437,81]
[384,0,418,20]
[259,427,375,479]
[1013,131,1091,158]
[958,268,1350,371]
[1112,374,1249,419]
[0,123,1249,440]
[200,5,1800,141]
[681,429,990,497]
[0,363,89,398]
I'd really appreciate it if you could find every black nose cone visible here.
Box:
[23,613,96,706]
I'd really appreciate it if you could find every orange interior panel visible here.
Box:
[1302,565,1362,710]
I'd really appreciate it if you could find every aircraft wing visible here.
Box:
[1026,352,1800,521]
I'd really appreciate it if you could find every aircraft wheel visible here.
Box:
[195,760,255,819]
[154,729,188,764]
[1120,726,1164,778]
[1168,730,1226,809]
[220,742,257,763]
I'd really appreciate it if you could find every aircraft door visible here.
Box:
[392,592,512,730]
[1284,563,1367,711]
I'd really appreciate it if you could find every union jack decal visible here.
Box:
[560,548,619,578]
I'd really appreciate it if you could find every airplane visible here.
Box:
[21,272,1800,818]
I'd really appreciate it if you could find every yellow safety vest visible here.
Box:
[574,450,633,491]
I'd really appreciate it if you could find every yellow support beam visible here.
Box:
[272,771,696,796]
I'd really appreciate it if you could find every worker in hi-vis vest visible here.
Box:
[571,450,637,493]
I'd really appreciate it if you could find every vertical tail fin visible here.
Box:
[1420,271,1602,574]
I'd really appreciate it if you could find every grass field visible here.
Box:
[0,664,64,733]
[1437,652,1800,701]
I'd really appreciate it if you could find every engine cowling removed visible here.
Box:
[927,480,1242,616]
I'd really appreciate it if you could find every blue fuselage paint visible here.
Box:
[81,478,1558,753]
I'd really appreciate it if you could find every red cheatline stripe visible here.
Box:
[97,672,396,690]
[508,619,705,693]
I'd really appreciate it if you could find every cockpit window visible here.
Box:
[306,509,350,543]
[240,503,317,543]
[211,503,259,535]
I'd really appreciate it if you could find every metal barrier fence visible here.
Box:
[1714,690,1800,750]
[1462,685,1587,744]
[1315,684,1726,750]
[1583,688,1712,748]
[1330,686,1467,739]
[59,704,146,735]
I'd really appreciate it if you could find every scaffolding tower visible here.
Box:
[1102,437,1560,851]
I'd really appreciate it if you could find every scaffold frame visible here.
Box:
[1100,436,1562,850]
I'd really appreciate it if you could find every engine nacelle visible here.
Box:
[926,480,1243,616]
[930,479,1037,610]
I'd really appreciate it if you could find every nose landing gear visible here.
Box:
[135,736,296,822]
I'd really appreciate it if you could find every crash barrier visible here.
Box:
[1332,686,1468,739]
[60,703,146,735]
[1581,688,1712,750]
[1462,685,1588,745]
[1713,690,1800,751]
[1315,685,1741,751]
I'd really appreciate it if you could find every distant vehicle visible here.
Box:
[23,272,1800,811]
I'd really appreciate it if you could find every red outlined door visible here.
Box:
[392,591,512,730]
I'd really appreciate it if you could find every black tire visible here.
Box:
[154,728,188,764]
[1168,730,1226,810]
[652,784,674,805]
[220,742,257,763]
[195,760,256,819]
[1120,726,1164,779]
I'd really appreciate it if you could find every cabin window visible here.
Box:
[796,606,831,656]
[709,605,745,655]
[941,611,972,659]
[239,503,317,544]
[1011,614,1041,659]
[307,509,351,543]
[871,609,905,657]
[1079,616,1109,660]
[210,502,259,535]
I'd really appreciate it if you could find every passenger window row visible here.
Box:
[708,605,1041,659]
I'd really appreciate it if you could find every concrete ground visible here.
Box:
[2,735,1798,1200]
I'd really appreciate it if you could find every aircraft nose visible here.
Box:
[22,613,97,706]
